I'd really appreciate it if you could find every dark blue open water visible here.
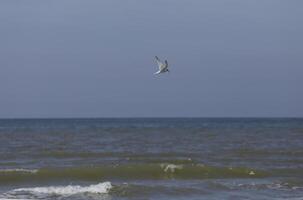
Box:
[0,118,302,200]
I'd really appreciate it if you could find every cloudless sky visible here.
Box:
[0,0,302,118]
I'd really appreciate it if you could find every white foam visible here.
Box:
[0,169,38,173]
[0,199,31,200]
[160,164,183,173]
[12,182,112,196]
[248,171,255,175]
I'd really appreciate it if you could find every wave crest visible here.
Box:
[11,182,112,196]
[0,169,38,174]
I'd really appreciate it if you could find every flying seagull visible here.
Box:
[154,56,169,75]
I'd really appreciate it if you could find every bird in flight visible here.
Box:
[154,56,169,75]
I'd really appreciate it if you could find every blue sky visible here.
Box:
[0,0,302,118]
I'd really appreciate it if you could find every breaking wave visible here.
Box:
[1,182,112,200]
[0,169,38,174]
[12,182,112,195]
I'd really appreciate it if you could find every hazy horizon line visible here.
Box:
[0,116,302,120]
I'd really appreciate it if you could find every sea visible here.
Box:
[0,118,302,200]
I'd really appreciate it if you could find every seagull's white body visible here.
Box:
[154,56,169,75]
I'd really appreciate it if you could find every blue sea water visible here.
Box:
[0,118,302,200]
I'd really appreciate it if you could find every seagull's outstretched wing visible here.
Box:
[154,70,161,75]
[164,60,168,69]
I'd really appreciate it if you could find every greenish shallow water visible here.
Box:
[0,118,302,199]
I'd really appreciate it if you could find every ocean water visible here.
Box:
[0,118,302,200]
